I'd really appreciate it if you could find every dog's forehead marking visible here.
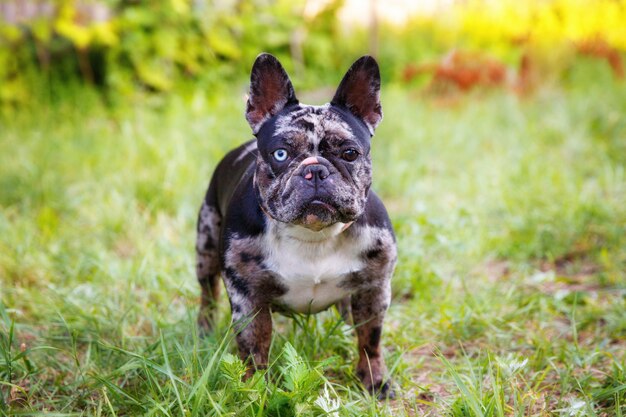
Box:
[274,104,353,150]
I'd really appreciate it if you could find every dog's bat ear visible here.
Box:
[246,53,299,134]
[331,56,382,135]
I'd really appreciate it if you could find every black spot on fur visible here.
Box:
[365,247,382,259]
[369,326,382,350]
[339,272,367,289]
[257,278,288,298]
[225,267,250,297]
[240,251,263,264]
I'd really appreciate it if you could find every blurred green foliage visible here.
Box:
[1,0,626,107]
[0,0,359,105]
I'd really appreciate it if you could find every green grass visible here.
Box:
[1,66,625,415]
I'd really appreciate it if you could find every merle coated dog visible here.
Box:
[195,53,396,398]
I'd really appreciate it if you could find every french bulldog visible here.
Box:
[195,53,396,398]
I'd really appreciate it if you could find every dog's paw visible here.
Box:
[358,368,395,400]
[365,379,395,400]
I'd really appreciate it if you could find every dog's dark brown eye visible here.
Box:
[342,148,359,161]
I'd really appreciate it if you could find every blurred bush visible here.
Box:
[0,0,353,105]
[0,0,625,107]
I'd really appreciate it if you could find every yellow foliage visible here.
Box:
[447,0,626,50]
[0,25,22,43]
[91,22,119,47]
[171,0,190,15]
[55,3,91,49]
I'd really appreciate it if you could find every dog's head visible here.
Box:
[246,53,382,231]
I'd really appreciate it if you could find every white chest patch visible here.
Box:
[264,223,367,313]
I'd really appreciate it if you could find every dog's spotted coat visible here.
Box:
[195,53,396,398]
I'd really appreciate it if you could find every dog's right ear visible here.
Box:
[246,53,299,134]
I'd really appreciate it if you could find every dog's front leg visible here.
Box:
[232,302,272,378]
[224,273,272,376]
[351,284,393,399]
[223,261,281,378]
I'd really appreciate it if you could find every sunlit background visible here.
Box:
[1,0,625,101]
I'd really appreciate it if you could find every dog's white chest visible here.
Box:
[264,227,364,313]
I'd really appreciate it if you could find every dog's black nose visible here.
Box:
[303,164,329,181]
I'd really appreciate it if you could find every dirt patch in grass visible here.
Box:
[472,259,511,283]
[398,344,454,414]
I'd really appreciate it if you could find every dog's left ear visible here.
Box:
[246,53,299,134]
[331,56,382,135]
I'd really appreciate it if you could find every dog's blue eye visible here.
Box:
[273,149,288,162]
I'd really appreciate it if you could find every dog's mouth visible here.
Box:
[308,199,337,214]
[298,199,339,231]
